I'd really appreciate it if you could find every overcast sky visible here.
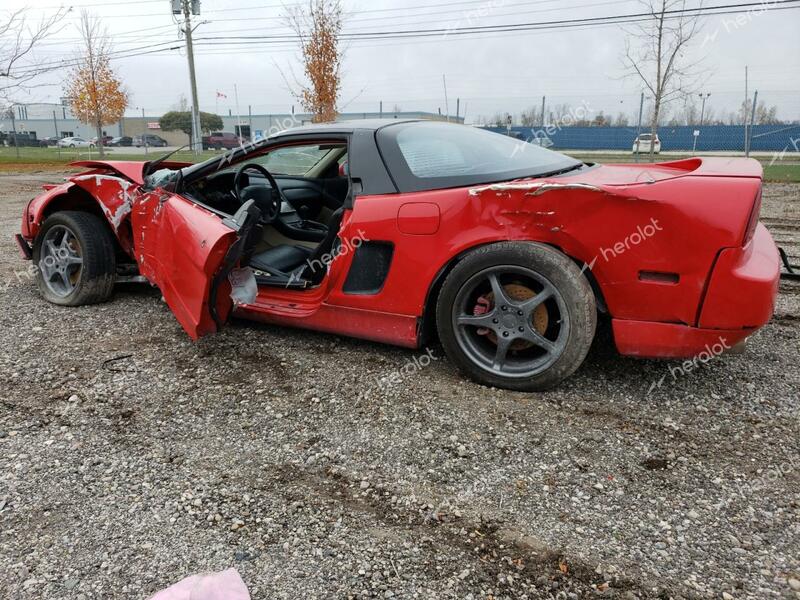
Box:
[7,0,800,123]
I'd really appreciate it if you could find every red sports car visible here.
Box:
[16,120,780,390]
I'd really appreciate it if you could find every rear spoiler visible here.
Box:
[654,157,763,179]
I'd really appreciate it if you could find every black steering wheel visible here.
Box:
[233,162,283,224]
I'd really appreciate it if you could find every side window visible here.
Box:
[252,144,344,176]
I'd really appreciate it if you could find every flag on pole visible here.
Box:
[216,91,227,99]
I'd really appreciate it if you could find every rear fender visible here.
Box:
[467,176,758,326]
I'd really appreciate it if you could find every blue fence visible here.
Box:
[484,124,800,152]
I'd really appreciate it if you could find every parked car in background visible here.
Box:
[632,133,661,153]
[38,136,62,147]
[202,131,244,150]
[530,133,554,148]
[109,136,133,147]
[57,137,91,148]
[89,135,114,147]
[132,134,168,147]
[5,132,40,147]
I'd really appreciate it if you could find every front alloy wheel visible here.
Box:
[33,211,117,306]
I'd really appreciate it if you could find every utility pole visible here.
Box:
[635,92,644,163]
[746,90,758,157]
[180,0,202,154]
[699,92,710,126]
[234,83,242,142]
[456,97,460,121]
[53,110,60,157]
[379,100,383,118]
[10,106,19,159]
[540,95,546,130]
[743,66,748,153]
[142,107,148,155]
[442,74,450,122]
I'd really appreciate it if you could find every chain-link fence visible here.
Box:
[2,91,799,166]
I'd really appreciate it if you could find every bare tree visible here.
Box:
[0,6,67,100]
[65,12,128,158]
[622,0,704,158]
[284,0,344,123]
[613,112,630,127]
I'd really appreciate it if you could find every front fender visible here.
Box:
[23,174,141,256]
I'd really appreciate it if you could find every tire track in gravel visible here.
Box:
[272,463,657,598]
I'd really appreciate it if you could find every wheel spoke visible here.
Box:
[488,273,512,307]
[45,239,58,257]
[457,312,496,328]
[520,326,557,354]
[519,286,554,317]
[65,255,83,267]
[57,270,73,291]
[492,335,512,370]
[59,230,73,251]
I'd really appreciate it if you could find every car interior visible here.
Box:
[182,141,351,289]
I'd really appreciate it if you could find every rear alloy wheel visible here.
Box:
[33,211,116,306]
[436,242,596,391]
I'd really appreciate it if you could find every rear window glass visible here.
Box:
[385,122,580,184]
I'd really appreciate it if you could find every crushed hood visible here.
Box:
[70,159,192,185]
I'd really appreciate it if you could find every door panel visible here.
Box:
[132,192,237,339]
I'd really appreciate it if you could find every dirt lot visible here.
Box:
[0,172,798,600]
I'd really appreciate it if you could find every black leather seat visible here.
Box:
[249,245,312,274]
[248,207,345,285]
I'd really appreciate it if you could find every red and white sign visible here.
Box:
[147,122,160,130]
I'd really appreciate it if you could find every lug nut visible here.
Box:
[518,326,524,332]
[501,305,507,311]
[492,318,499,324]
[502,331,509,337]
[517,310,523,316]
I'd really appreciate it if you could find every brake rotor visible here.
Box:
[477,283,549,351]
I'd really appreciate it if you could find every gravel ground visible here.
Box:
[0,172,798,600]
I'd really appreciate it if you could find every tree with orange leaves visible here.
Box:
[285,0,343,123]
[65,12,127,157]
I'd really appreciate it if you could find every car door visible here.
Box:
[132,189,260,339]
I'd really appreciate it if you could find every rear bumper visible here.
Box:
[614,222,779,359]
[698,222,779,329]
[613,320,753,359]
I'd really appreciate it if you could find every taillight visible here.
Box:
[743,186,762,245]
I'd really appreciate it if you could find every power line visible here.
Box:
[192,0,800,41]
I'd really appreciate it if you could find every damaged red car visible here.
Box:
[16,120,780,390]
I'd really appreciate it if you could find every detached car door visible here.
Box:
[132,191,259,339]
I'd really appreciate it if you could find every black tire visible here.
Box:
[33,211,116,306]
[435,242,596,391]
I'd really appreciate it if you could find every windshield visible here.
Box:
[378,121,581,192]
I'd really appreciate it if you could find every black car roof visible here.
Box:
[270,118,421,138]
